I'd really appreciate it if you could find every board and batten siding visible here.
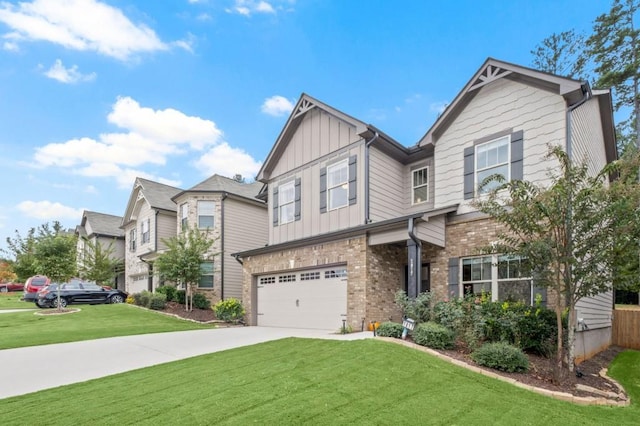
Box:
[223,199,267,300]
[433,78,566,214]
[269,144,365,245]
[576,291,613,329]
[270,108,363,178]
[570,97,608,178]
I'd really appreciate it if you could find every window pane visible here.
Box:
[280,182,295,203]
[413,185,428,204]
[280,203,295,224]
[199,262,214,288]
[498,280,532,304]
[199,216,214,228]
[198,201,215,215]
[199,276,214,288]
[327,163,348,187]
[329,186,348,209]
[498,143,509,163]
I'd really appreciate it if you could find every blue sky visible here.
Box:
[0,0,612,254]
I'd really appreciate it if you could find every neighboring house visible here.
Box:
[121,178,182,294]
[171,174,267,304]
[235,58,616,361]
[75,210,125,289]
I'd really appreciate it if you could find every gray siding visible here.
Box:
[369,146,404,221]
[576,291,613,330]
[224,199,268,300]
[269,144,365,245]
[570,97,608,178]
[270,108,363,178]
[156,212,177,252]
[434,78,567,214]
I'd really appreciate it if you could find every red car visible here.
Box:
[23,275,51,301]
[0,282,24,293]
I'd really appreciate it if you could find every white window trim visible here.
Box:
[411,166,429,205]
[197,201,215,229]
[474,135,511,195]
[279,181,295,225]
[460,254,533,304]
[327,159,349,211]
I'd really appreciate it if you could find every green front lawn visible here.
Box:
[1,339,638,425]
[0,292,31,309]
[0,303,215,349]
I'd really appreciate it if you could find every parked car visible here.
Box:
[35,281,128,309]
[0,282,24,293]
[23,275,51,301]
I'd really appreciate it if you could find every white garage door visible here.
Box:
[257,266,348,330]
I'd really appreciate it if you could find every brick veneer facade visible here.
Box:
[241,215,560,329]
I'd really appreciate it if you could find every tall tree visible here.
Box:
[78,238,122,286]
[473,147,624,374]
[531,30,588,78]
[154,227,217,312]
[587,0,640,149]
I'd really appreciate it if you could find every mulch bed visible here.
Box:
[161,301,218,322]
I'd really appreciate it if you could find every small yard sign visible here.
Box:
[402,318,415,330]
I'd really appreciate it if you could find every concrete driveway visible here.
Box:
[0,327,372,400]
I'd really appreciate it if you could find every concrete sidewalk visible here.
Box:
[0,327,372,400]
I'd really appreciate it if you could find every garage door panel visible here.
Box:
[257,268,347,330]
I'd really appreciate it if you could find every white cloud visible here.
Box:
[16,200,84,220]
[0,0,169,61]
[2,40,18,51]
[32,96,261,188]
[261,95,294,117]
[43,59,96,83]
[84,185,97,194]
[194,142,262,180]
[227,0,276,16]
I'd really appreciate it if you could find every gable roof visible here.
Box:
[173,174,265,202]
[257,93,369,182]
[418,57,590,147]
[121,178,183,227]
[77,211,124,238]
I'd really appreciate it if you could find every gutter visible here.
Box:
[364,131,380,224]
[221,193,228,300]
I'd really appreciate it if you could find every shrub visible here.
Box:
[133,291,152,308]
[395,290,433,323]
[149,293,167,310]
[175,290,186,305]
[214,298,245,322]
[156,285,177,302]
[433,299,464,331]
[125,296,135,304]
[192,292,211,310]
[471,342,529,373]
[375,321,404,338]
[412,322,455,349]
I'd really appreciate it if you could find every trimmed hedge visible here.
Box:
[375,322,404,338]
[213,298,245,322]
[412,322,455,349]
[471,342,529,373]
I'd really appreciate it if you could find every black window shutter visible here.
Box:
[319,167,327,213]
[510,130,524,181]
[272,186,279,227]
[448,257,460,299]
[294,178,301,221]
[463,147,475,200]
[348,155,357,205]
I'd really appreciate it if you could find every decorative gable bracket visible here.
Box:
[293,98,315,118]
[469,65,512,92]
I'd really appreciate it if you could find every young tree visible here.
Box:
[587,0,640,149]
[531,30,588,78]
[154,227,217,312]
[3,227,39,281]
[34,231,77,310]
[78,238,122,286]
[0,260,17,283]
[473,147,626,374]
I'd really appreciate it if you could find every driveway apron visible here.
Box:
[0,327,372,400]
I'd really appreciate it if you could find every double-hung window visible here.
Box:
[198,201,215,229]
[461,255,533,304]
[129,229,137,252]
[180,203,188,230]
[141,219,150,244]
[279,181,295,225]
[199,261,214,288]
[475,136,510,194]
[327,160,348,210]
[412,167,429,204]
